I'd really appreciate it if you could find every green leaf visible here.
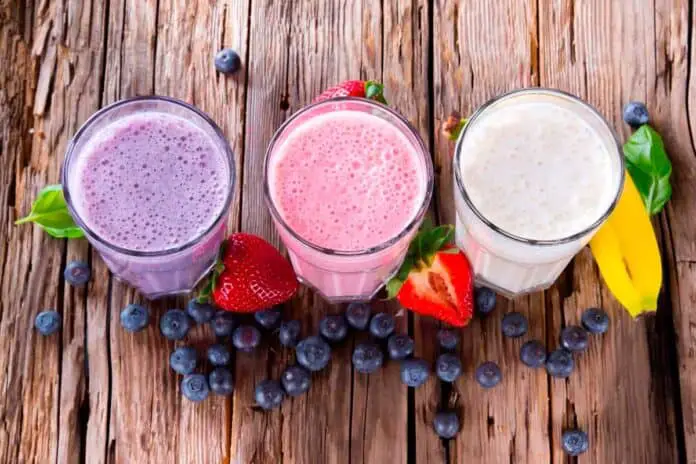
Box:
[15,185,84,238]
[623,125,673,215]
[385,278,404,300]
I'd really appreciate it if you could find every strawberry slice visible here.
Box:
[199,233,298,312]
[314,79,387,104]
[386,223,473,327]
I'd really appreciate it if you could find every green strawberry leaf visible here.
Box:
[386,278,404,300]
[196,241,227,303]
[623,125,672,215]
[15,184,84,239]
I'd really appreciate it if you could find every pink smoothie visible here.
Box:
[268,110,426,251]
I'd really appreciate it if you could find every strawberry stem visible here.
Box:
[196,241,227,303]
[365,80,388,105]
[442,111,468,141]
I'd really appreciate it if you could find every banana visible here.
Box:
[589,172,662,317]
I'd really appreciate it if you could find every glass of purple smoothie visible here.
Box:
[62,96,235,299]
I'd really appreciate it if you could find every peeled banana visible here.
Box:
[589,172,662,317]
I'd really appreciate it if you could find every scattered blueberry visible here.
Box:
[561,429,589,456]
[296,336,331,371]
[581,308,610,334]
[254,307,282,330]
[501,312,528,338]
[387,334,414,360]
[181,374,210,402]
[346,302,372,330]
[319,314,348,342]
[475,361,502,388]
[214,48,242,74]
[400,358,430,388]
[186,299,215,324]
[279,320,301,347]
[352,342,384,373]
[436,329,460,351]
[34,310,61,335]
[560,326,589,352]
[623,101,649,128]
[207,343,232,366]
[210,311,237,338]
[546,349,575,378]
[160,309,192,340]
[433,411,460,439]
[120,304,149,333]
[280,365,311,396]
[170,346,197,375]
[232,325,261,352]
[436,353,462,383]
[208,367,234,396]
[254,380,285,410]
[369,312,395,339]
[63,260,91,287]
[475,287,496,316]
[520,340,547,368]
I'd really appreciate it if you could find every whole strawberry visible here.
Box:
[314,80,387,104]
[386,223,473,327]
[199,233,298,312]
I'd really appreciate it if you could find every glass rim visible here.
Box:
[263,97,434,257]
[453,87,626,246]
[61,95,236,257]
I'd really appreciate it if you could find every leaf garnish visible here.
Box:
[15,184,84,239]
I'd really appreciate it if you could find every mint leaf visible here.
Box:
[15,185,84,238]
[623,125,672,215]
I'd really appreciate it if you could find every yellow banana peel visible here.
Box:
[589,172,662,317]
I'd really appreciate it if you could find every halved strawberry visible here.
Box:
[199,233,298,312]
[314,79,387,104]
[386,223,473,327]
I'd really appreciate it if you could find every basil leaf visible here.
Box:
[15,184,84,238]
[623,125,672,215]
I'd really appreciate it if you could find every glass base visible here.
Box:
[474,275,552,299]
[296,275,385,304]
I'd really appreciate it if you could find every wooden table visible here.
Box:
[2,0,695,462]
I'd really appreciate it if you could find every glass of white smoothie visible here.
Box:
[453,89,624,297]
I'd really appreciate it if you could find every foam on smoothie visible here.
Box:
[72,113,229,252]
[269,110,426,251]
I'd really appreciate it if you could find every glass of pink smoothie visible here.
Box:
[264,98,433,303]
[62,97,235,299]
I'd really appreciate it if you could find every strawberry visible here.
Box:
[199,233,298,312]
[386,223,473,327]
[314,80,387,104]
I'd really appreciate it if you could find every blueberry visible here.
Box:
[433,411,460,439]
[387,334,414,360]
[560,326,589,352]
[186,299,215,324]
[436,353,462,383]
[581,308,610,334]
[369,312,395,339]
[63,260,91,287]
[214,48,242,74]
[296,336,331,371]
[210,311,237,338]
[120,304,149,333]
[436,329,460,351]
[34,310,61,335]
[520,340,547,368]
[278,320,301,347]
[160,309,192,340]
[170,346,197,375]
[346,302,372,330]
[254,380,285,410]
[546,349,574,378]
[254,307,282,330]
[623,101,649,128]
[280,365,311,396]
[475,361,502,388]
[208,367,234,396]
[475,287,496,316]
[561,429,589,456]
[207,343,232,366]
[232,325,261,352]
[319,314,348,342]
[400,358,430,388]
[352,342,384,373]
[501,312,528,338]
[181,374,210,402]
